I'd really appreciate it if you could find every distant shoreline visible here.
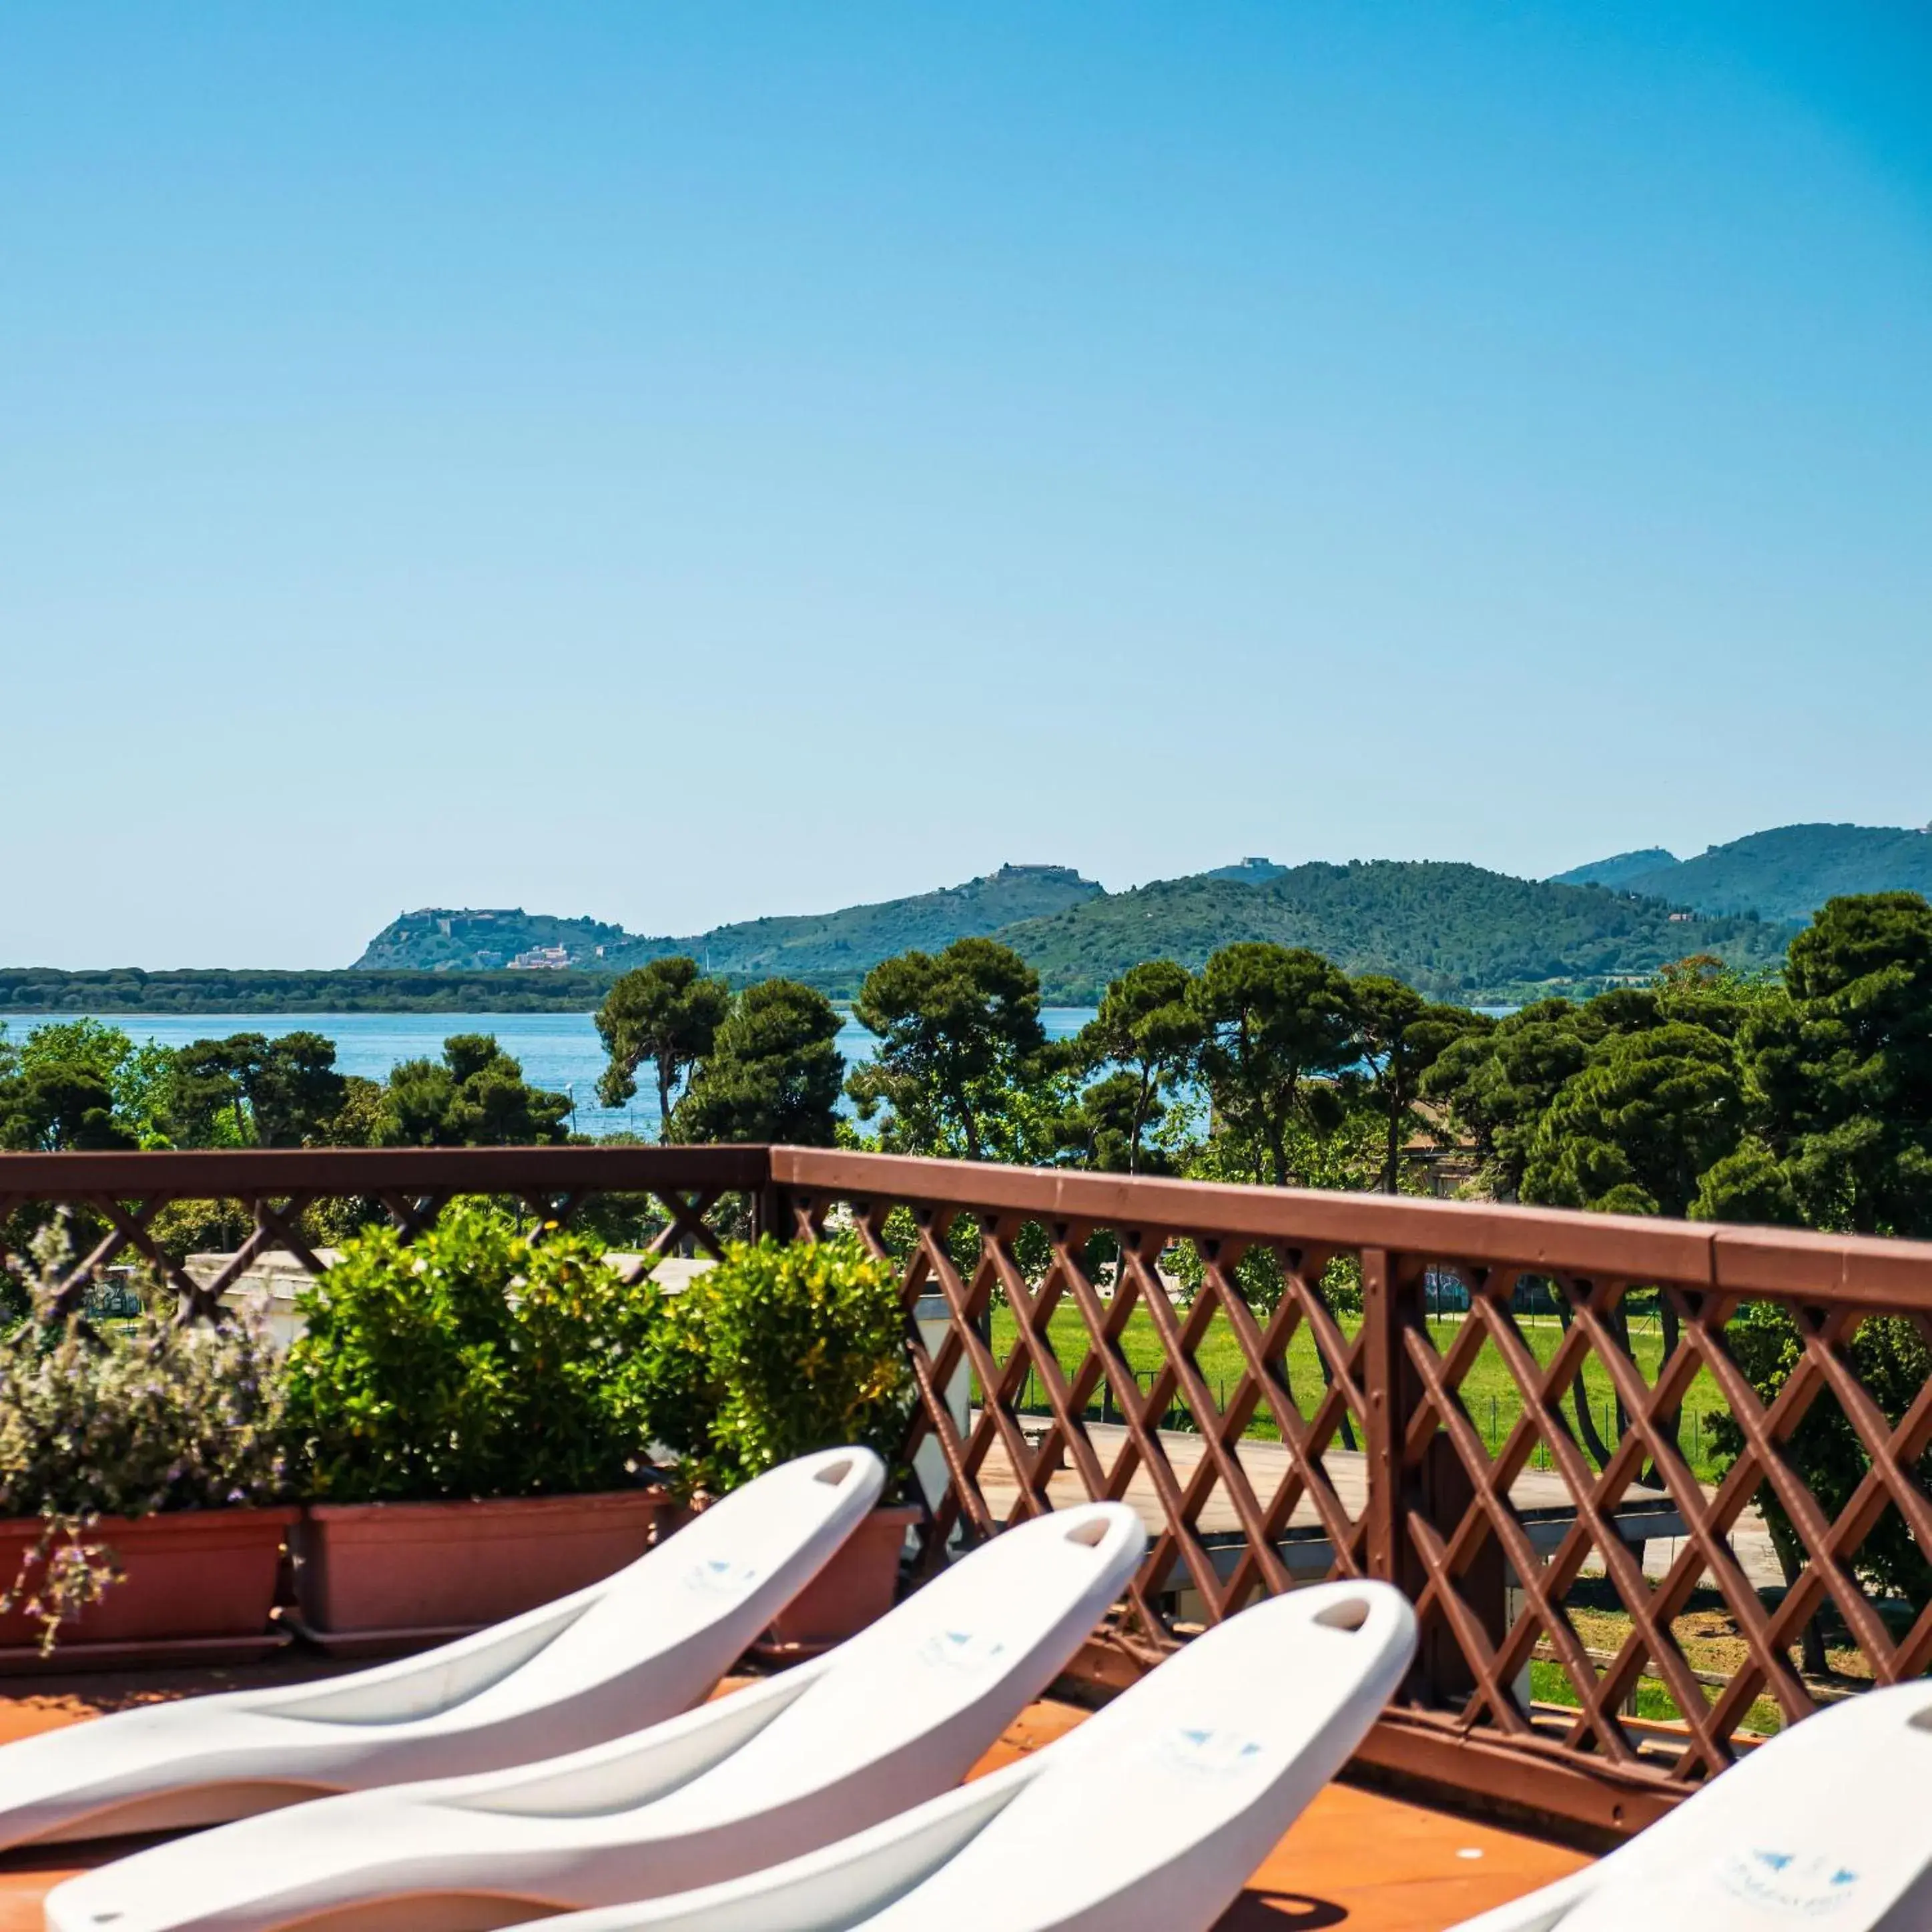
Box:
[0,967,621,1018]
[3,961,1648,1016]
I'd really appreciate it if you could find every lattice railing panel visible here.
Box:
[0,1147,767,1325]
[769,1150,1932,1829]
[1335,1245,1932,1793]
[781,1175,1375,1657]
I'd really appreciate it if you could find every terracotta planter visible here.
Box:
[0,1507,297,1661]
[765,1504,920,1648]
[292,1490,667,1646]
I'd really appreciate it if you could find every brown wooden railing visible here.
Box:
[5,1143,1930,1838]
[0,1145,767,1317]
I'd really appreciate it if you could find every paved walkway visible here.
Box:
[972,1420,1787,1590]
[0,1666,1590,1932]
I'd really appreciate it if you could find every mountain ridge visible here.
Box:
[995,860,1785,1004]
[1549,822,1932,923]
[350,856,1795,1006]
[354,865,1102,980]
[1549,848,1679,892]
[335,820,1932,1010]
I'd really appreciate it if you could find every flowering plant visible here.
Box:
[0,1216,290,1650]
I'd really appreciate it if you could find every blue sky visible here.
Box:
[3,3,1929,968]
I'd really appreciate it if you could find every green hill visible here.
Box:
[347,856,1797,1008]
[1200,857,1289,885]
[354,866,1103,990]
[996,860,1791,1004]
[1548,847,1680,891]
[358,830,1932,993]
[1554,822,1932,922]
[356,909,633,972]
[607,863,1100,984]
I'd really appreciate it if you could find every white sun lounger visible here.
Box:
[1441,1678,1932,1932]
[0,1446,884,1850]
[460,1577,1417,1932]
[46,1500,1149,1932]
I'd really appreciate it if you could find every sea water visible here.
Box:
[4,1008,1098,1140]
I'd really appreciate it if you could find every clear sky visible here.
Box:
[4,3,1929,968]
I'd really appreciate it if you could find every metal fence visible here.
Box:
[3,1142,1929,1838]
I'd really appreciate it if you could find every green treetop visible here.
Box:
[672,979,844,1146]
[1191,943,1357,1187]
[1073,959,1201,1175]
[379,1034,571,1147]
[1728,892,1932,1237]
[169,1031,346,1149]
[1423,1000,1594,1199]
[846,937,1048,1161]
[1520,1021,1746,1219]
[0,1020,176,1152]
[595,958,732,1143]
[1349,976,1478,1195]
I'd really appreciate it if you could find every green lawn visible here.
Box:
[984,1299,1734,1483]
[1528,1658,1689,1726]
[1528,1656,1787,1738]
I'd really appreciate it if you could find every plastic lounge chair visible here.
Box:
[47,1501,1148,1932]
[452,1577,1419,1932]
[0,1446,885,1851]
[1441,1678,1932,1932]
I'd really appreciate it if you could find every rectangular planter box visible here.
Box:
[292,1490,667,1643]
[764,1503,921,1650]
[0,1507,298,1655]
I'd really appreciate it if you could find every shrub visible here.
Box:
[650,1235,913,1497]
[0,1217,289,1648]
[284,1205,661,1503]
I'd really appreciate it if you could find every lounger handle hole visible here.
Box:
[1064,1517,1111,1548]
[814,1458,855,1485]
[1313,1597,1371,1632]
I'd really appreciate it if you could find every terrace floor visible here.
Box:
[0,1657,1591,1932]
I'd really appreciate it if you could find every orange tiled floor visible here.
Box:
[0,1669,1590,1931]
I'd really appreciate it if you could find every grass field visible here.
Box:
[984,1299,1735,1484]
